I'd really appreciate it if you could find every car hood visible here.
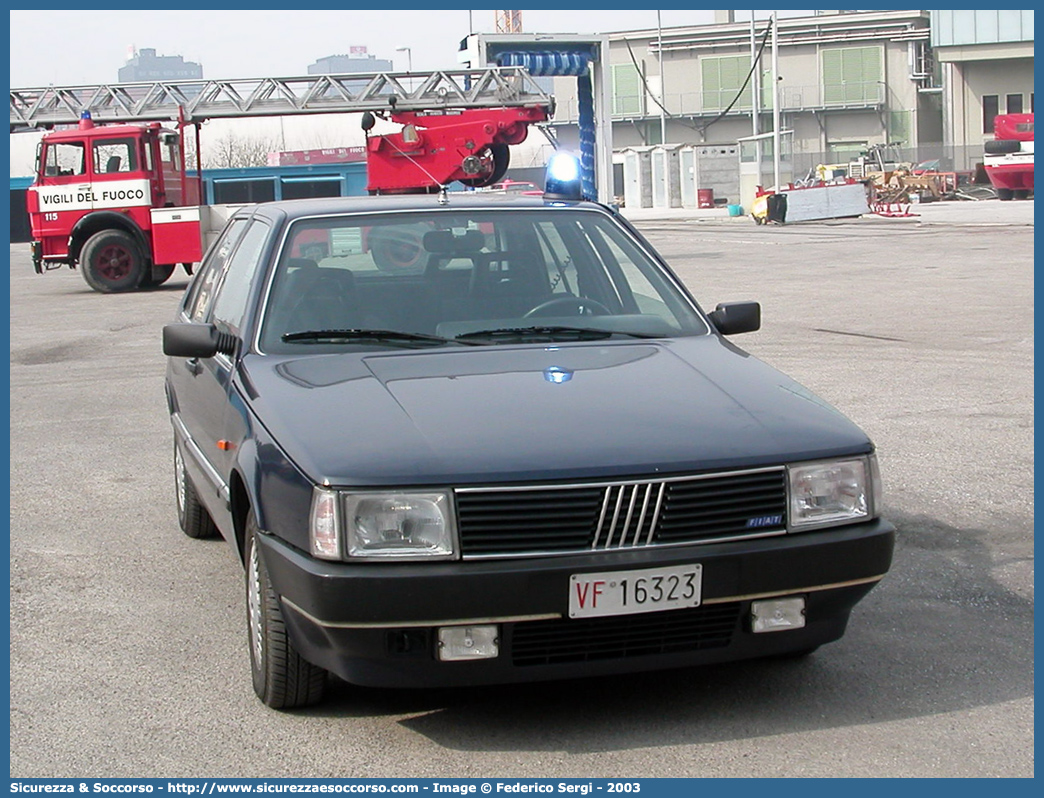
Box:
[239,337,872,486]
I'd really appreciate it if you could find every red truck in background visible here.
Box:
[27,111,209,292]
[27,104,549,293]
[983,112,1033,201]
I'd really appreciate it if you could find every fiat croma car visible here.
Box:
[163,181,894,708]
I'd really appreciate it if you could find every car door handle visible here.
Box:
[186,358,203,376]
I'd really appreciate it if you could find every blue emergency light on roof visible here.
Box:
[543,152,584,202]
[78,109,94,130]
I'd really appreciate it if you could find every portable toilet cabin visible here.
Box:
[621,146,654,209]
[651,144,683,209]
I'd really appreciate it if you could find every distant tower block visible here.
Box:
[495,10,523,33]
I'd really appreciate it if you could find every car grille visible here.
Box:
[511,602,741,666]
[455,468,787,557]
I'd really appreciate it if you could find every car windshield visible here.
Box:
[258,207,708,353]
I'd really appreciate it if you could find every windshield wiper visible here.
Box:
[455,325,659,343]
[282,328,474,347]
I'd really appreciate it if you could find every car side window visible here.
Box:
[211,221,271,337]
[185,219,249,322]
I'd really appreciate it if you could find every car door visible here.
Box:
[202,217,275,502]
[167,216,266,529]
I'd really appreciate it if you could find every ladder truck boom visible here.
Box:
[11,67,552,129]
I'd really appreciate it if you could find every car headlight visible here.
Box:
[787,455,879,531]
[310,489,458,561]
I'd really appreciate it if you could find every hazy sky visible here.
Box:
[9,8,810,87]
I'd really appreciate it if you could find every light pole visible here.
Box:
[657,10,666,145]
[395,46,412,73]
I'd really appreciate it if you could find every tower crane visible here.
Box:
[495,11,523,33]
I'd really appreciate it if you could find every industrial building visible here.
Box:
[546,9,1033,207]
[118,47,203,82]
[308,48,393,75]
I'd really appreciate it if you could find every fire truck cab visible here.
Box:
[28,111,203,292]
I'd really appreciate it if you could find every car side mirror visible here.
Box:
[708,301,761,336]
[163,323,237,358]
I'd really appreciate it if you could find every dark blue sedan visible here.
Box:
[163,190,894,708]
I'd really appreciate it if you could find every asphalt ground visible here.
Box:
[8,198,1034,778]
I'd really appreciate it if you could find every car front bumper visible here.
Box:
[258,518,895,688]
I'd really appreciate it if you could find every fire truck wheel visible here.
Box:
[175,442,218,539]
[1014,189,1030,200]
[142,264,176,288]
[80,230,147,293]
[997,188,1014,201]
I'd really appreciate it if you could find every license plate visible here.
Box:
[569,564,703,619]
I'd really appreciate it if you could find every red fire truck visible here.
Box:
[27,103,547,293]
[28,111,207,292]
[983,112,1033,201]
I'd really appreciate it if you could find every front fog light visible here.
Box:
[751,597,806,633]
[437,625,499,661]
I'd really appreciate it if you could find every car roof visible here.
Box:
[244,192,603,223]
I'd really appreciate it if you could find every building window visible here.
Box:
[701,56,753,111]
[822,47,883,105]
[611,63,644,116]
[1006,94,1023,114]
[214,179,277,204]
[983,95,999,133]
[758,68,774,110]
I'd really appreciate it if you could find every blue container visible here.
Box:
[727,204,744,217]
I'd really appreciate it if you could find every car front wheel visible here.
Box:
[245,512,328,708]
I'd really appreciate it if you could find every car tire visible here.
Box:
[245,512,328,708]
[997,188,1014,201]
[80,229,147,293]
[175,442,218,539]
[1014,189,1030,200]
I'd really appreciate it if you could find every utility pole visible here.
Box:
[657,10,666,145]
[751,11,760,189]
[771,11,781,190]
[395,46,412,73]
